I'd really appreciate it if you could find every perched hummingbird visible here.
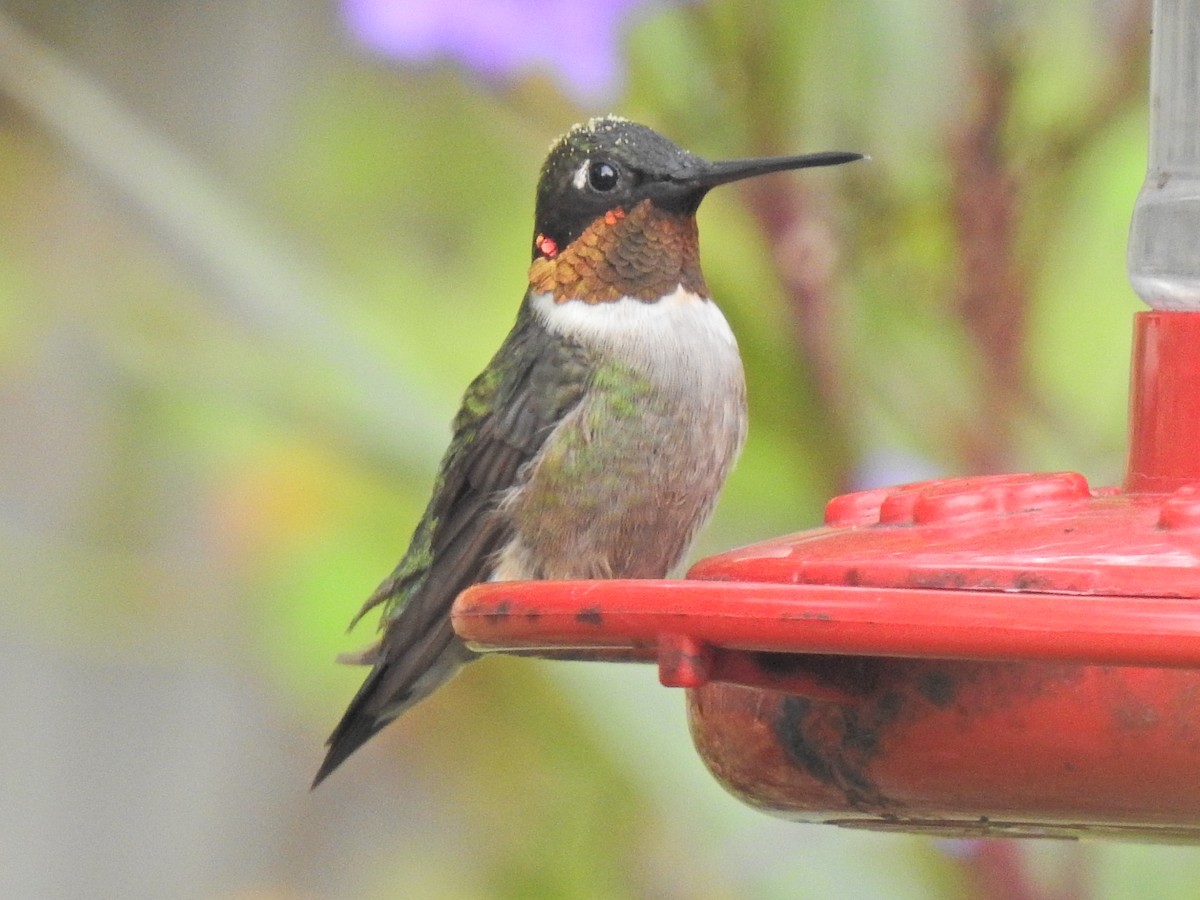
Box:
[314,116,861,785]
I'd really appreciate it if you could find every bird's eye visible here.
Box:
[587,160,619,192]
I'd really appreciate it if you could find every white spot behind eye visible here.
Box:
[573,160,590,190]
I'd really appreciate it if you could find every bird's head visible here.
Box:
[529,116,862,303]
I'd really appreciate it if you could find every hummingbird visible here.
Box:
[313,116,861,786]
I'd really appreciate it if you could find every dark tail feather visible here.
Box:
[311,668,392,789]
[312,619,467,788]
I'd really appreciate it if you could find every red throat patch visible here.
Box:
[529,199,709,303]
[534,234,558,258]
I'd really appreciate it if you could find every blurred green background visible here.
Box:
[2,0,1197,897]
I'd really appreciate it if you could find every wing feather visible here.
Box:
[314,296,592,784]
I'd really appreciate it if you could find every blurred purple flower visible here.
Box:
[342,0,682,103]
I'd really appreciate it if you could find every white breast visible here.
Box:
[498,286,749,581]
[528,286,743,398]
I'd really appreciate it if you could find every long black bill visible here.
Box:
[688,150,865,190]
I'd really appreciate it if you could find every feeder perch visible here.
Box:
[451,1,1200,840]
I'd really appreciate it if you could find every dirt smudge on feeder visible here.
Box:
[774,694,896,811]
[1012,571,1054,591]
[755,654,884,698]
[907,570,968,590]
[917,669,958,707]
[575,606,603,625]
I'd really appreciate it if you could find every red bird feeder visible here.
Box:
[452,3,1200,840]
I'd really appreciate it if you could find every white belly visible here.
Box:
[492,287,747,580]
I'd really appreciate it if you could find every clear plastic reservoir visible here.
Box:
[1128,0,1200,309]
